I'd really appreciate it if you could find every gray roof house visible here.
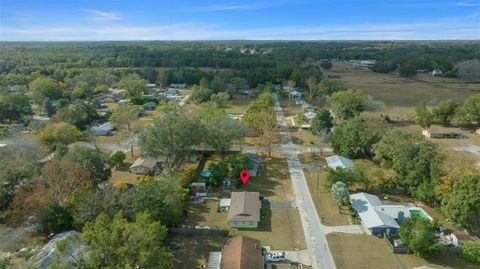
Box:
[129,157,163,175]
[350,192,412,236]
[142,101,157,110]
[326,155,354,170]
[90,122,115,136]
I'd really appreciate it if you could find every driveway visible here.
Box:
[262,200,295,208]
[273,93,336,269]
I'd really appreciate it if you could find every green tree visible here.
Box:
[319,60,333,70]
[54,100,99,130]
[228,154,251,187]
[433,100,458,126]
[118,77,148,98]
[203,114,247,157]
[373,129,442,203]
[39,122,82,149]
[461,94,480,125]
[326,168,360,187]
[42,98,56,117]
[210,92,230,108]
[0,94,33,123]
[191,85,214,103]
[209,160,230,187]
[66,146,111,185]
[109,151,126,168]
[311,109,333,135]
[74,212,172,268]
[399,63,417,77]
[139,113,205,169]
[398,217,440,258]
[38,203,73,234]
[442,173,480,235]
[415,102,433,128]
[110,105,142,157]
[134,179,184,227]
[29,77,62,104]
[459,240,480,264]
[243,92,274,123]
[330,89,364,119]
[316,79,347,96]
[72,81,94,99]
[331,117,384,159]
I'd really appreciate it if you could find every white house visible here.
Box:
[450,232,471,247]
[90,122,115,136]
[220,198,231,212]
[432,69,443,76]
[289,90,302,99]
[326,155,354,170]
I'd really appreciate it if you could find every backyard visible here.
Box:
[171,234,226,269]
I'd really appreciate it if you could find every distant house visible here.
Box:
[220,198,231,212]
[304,111,316,120]
[246,153,262,177]
[219,236,264,269]
[90,122,115,136]
[450,232,471,247]
[289,90,302,98]
[326,155,354,170]
[302,103,315,111]
[118,99,128,106]
[228,192,261,228]
[170,83,187,89]
[350,192,432,236]
[432,69,443,76]
[129,157,163,175]
[142,102,157,111]
[146,83,156,88]
[422,129,463,139]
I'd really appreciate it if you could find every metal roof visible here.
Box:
[326,155,354,170]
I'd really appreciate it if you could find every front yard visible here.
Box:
[183,200,306,250]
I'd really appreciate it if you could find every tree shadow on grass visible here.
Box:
[238,156,286,200]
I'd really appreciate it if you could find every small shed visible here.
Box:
[190,182,206,196]
[220,198,231,212]
[142,102,157,111]
[422,128,463,139]
[289,90,302,98]
[146,83,156,88]
[129,157,162,175]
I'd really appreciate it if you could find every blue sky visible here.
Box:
[1,0,479,40]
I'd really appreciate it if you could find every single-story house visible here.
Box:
[228,192,261,228]
[90,122,115,136]
[246,153,262,177]
[129,157,163,175]
[146,83,156,88]
[350,192,412,236]
[422,128,463,139]
[326,155,354,170]
[142,101,157,111]
[220,198,231,212]
[220,236,264,269]
[450,232,471,246]
[302,102,316,111]
[289,90,302,98]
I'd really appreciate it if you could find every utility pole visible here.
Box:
[316,169,320,192]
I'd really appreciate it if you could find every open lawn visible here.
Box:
[238,153,293,202]
[298,152,332,165]
[172,235,226,269]
[225,94,255,113]
[183,200,306,250]
[394,248,479,269]
[327,233,404,269]
[328,62,479,108]
[111,152,141,187]
[304,168,351,226]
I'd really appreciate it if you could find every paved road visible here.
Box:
[453,143,480,157]
[273,93,336,269]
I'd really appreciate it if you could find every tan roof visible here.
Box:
[129,157,158,169]
[228,192,261,222]
[220,236,263,269]
[453,231,471,241]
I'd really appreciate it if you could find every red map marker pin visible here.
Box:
[239,170,250,185]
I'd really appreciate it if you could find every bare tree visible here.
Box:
[111,106,143,157]
[305,76,318,98]
[457,59,480,82]
[253,108,280,157]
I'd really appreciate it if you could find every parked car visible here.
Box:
[265,251,286,262]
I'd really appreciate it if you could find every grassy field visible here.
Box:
[172,234,226,269]
[303,168,351,226]
[328,62,479,108]
[183,200,306,250]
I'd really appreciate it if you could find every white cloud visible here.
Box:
[81,9,123,21]
[182,2,277,12]
[457,0,480,6]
